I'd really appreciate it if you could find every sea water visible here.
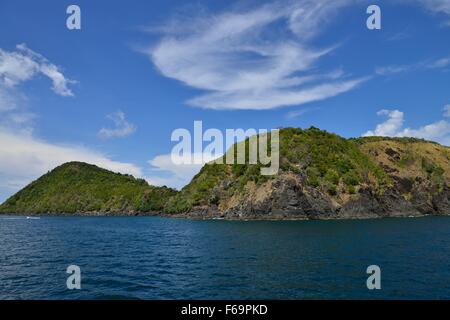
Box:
[0,216,449,299]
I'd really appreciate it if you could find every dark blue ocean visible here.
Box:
[0,216,449,299]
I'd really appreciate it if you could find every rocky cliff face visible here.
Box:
[172,174,450,220]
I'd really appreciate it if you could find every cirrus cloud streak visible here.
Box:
[146,0,366,110]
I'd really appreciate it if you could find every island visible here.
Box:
[1,127,449,219]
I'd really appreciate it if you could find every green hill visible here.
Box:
[0,162,176,215]
[1,127,449,219]
[165,127,450,219]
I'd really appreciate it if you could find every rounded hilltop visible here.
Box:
[0,161,176,215]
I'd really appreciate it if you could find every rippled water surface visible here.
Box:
[1,216,449,299]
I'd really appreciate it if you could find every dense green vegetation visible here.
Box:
[278,127,390,192]
[350,136,439,145]
[165,163,229,213]
[1,127,448,215]
[166,127,393,212]
[0,162,176,214]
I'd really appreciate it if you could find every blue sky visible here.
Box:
[0,0,449,201]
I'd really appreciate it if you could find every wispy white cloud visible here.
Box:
[285,107,318,119]
[145,0,450,110]
[145,0,367,110]
[363,106,450,145]
[412,0,450,25]
[427,57,450,69]
[415,0,450,16]
[98,111,137,139]
[375,55,450,76]
[375,65,412,76]
[0,87,17,112]
[0,44,76,136]
[188,78,366,110]
[0,44,75,96]
[386,30,412,41]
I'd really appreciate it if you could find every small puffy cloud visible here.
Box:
[98,111,137,139]
[364,109,404,137]
[363,107,450,145]
[0,43,75,96]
